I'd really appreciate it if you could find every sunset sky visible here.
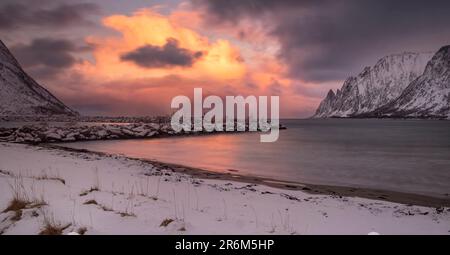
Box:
[1,0,450,118]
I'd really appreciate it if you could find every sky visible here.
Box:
[1,0,450,118]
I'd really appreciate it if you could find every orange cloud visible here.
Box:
[77,9,246,83]
[44,7,325,118]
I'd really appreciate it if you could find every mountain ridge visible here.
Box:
[0,40,78,117]
[314,46,449,119]
[365,45,450,118]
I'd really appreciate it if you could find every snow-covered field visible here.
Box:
[0,142,449,235]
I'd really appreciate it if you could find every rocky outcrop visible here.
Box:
[0,121,285,144]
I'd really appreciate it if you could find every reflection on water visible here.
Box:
[59,119,450,197]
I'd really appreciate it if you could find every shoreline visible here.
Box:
[1,142,449,235]
[45,143,450,208]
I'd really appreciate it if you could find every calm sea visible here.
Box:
[58,119,450,197]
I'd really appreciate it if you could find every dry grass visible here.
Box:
[118,212,136,217]
[79,169,101,197]
[79,187,100,196]
[160,218,174,227]
[39,223,71,235]
[77,227,87,235]
[35,175,65,185]
[2,177,47,222]
[0,168,65,185]
[3,198,29,213]
[83,199,98,205]
[33,169,66,185]
[39,212,71,235]
[11,210,23,222]
[82,198,136,217]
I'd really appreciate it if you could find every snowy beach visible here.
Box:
[0,142,449,235]
[1,0,450,238]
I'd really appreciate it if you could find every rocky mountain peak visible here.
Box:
[0,40,78,117]
[0,40,20,69]
[314,50,435,118]
[423,45,450,76]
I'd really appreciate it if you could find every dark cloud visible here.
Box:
[292,83,331,99]
[121,38,203,68]
[0,2,100,30]
[195,0,450,82]
[11,38,91,78]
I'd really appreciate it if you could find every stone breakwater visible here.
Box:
[0,123,174,144]
[0,122,286,144]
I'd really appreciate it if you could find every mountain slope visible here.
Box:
[0,40,77,116]
[369,46,450,118]
[314,52,433,118]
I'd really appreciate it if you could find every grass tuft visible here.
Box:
[2,177,47,223]
[39,212,71,235]
[77,227,87,235]
[11,210,23,222]
[160,218,174,227]
[39,223,71,235]
[3,198,29,213]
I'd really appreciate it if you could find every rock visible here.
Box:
[148,123,160,130]
[46,132,62,140]
[132,125,147,132]
[121,128,135,136]
[137,131,149,137]
[436,207,444,214]
[96,130,108,138]
[62,136,76,142]
[105,126,123,135]
[0,119,235,144]
[147,131,157,137]
[15,137,25,143]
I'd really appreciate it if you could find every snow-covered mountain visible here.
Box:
[369,46,450,118]
[314,51,434,118]
[0,40,77,117]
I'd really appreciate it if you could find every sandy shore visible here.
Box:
[0,142,449,235]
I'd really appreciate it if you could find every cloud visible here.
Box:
[79,9,246,81]
[120,38,203,68]
[43,9,249,116]
[195,0,450,82]
[4,6,321,118]
[0,2,100,30]
[11,38,91,78]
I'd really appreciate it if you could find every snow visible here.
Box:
[0,142,449,235]
[386,46,450,117]
[0,40,77,117]
[313,50,441,118]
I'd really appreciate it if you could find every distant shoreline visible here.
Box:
[45,143,450,208]
[310,116,450,120]
[1,115,449,123]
